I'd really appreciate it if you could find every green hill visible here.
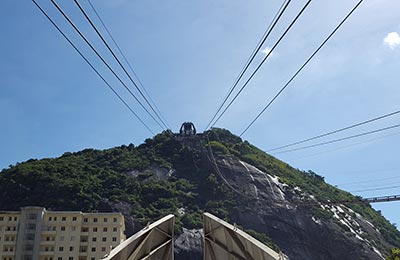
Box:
[0,128,399,259]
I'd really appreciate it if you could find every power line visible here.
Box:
[240,0,365,137]
[32,0,155,135]
[209,0,312,129]
[268,110,400,152]
[210,1,312,129]
[86,0,170,130]
[205,0,291,130]
[274,123,400,154]
[49,0,164,130]
[287,130,400,161]
[337,175,400,187]
[74,0,169,130]
[298,194,400,206]
[350,185,400,193]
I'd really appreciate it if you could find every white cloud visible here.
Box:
[383,32,400,49]
[261,47,272,56]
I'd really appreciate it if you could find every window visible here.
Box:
[27,223,36,230]
[93,227,97,232]
[71,236,76,241]
[91,248,96,252]
[0,216,4,221]
[102,237,106,242]
[113,227,117,232]
[112,237,117,242]
[28,213,36,220]
[62,217,66,221]
[81,227,89,232]
[46,236,50,241]
[60,226,65,231]
[8,217,12,221]
[60,236,65,241]
[91,258,95,260]
[103,227,107,232]
[59,247,64,252]
[58,257,62,260]
[92,237,96,242]
[14,217,17,221]
[72,217,77,221]
[54,217,57,221]
[93,218,97,223]
[68,257,73,260]
[83,218,88,223]
[24,245,33,251]
[101,247,106,252]
[69,246,74,252]
[25,233,35,241]
[103,218,108,223]
[71,226,76,232]
[49,217,52,221]
[113,217,117,223]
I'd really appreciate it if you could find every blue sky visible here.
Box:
[1,0,399,228]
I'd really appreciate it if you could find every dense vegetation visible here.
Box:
[0,128,399,254]
[387,248,400,260]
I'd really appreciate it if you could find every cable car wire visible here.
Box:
[274,122,400,155]
[350,185,400,193]
[240,0,365,137]
[75,0,169,130]
[32,0,155,135]
[205,0,291,130]
[268,109,400,152]
[86,0,170,129]
[337,175,400,187]
[209,0,312,129]
[287,130,400,161]
[50,0,164,130]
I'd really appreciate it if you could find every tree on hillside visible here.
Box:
[387,248,400,260]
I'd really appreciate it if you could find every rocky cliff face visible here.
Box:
[205,158,387,260]
[0,129,398,259]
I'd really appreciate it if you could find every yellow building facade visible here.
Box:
[0,207,125,260]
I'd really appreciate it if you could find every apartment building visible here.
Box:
[0,207,125,260]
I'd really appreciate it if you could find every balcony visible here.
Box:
[40,240,56,245]
[3,240,17,245]
[41,230,57,235]
[2,251,16,256]
[39,250,55,255]
[4,230,18,234]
